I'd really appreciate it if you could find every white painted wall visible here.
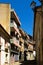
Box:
[7,43,10,65]
[0,37,10,65]
[27,52,35,60]
[1,37,5,65]
[5,42,10,65]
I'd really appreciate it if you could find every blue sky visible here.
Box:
[0,0,41,36]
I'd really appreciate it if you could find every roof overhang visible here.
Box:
[0,24,12,42]
[19,28,25,37]
[10,27,21,36]
[11,10,21,26]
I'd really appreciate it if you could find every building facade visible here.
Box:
[24,34,35,60]
[10,10,21,65]
[0,4,11,65]
[0,3,36,65]
[19,29,35,61]
[19,28,25,62]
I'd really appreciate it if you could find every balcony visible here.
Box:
[20,38,24,43]
[28,44,33,51]
[10,38,21,48]
[20,46,24,52]
[10,22,21,36]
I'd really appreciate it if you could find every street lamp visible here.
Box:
[39,0,43,11]
[39,0,43,3]
[30,0,43,11]
[30,1,36,11]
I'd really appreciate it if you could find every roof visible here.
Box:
[11,9,21,26]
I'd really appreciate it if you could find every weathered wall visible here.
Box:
[33,7,43,65]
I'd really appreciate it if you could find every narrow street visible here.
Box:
[11,60,37,65]
[20,60,37,65]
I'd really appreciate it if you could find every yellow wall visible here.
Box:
[0,4,11,34]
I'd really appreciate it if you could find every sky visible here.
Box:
[0,0,41,36]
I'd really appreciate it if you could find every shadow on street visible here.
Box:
[20,60,37,65]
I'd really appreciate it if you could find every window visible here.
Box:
[11,32,15,36]
[16,33,19,40]
[6,54,8,57]
[5,48,8,52]
[5,53,8,63]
